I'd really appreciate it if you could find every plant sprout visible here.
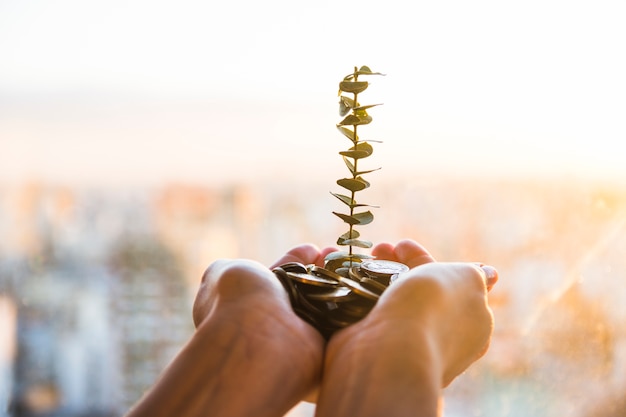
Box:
[325,65,385,275]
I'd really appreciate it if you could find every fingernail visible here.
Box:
[481,265,498,289]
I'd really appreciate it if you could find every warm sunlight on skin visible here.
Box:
[1,0,625,186]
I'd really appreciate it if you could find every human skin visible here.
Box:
[126,246,333,417]
[126,240,497,417]
[315,240,497,417]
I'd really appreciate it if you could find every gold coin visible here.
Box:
[348,266,366,281]
[305,286,355,302]
[286,272,340,287]
[338,276,380,301]
[280,262,308,273]
[359,277,387,294]
[309,265,343,282]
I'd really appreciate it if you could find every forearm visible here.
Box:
[127,304,322,417]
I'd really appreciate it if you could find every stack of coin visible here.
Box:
[273,259,409,339]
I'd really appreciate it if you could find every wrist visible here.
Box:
[318,319,444,417]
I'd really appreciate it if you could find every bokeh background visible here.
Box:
[1,0,625,416]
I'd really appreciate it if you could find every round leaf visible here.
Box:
[342,156,355,173]
[338,114,362,126]
[344,253,374,266]
[324,251,351,261]
[339,239,373,249]
[339,96,357,116]
[332,211,359,225]
[355,167,382,176]
[339,81,369,94]
[331,192,376,208]
[338,113,372,126]
[355,114,372,125]
[339,142,373,159]
[337,177,370,192]
[336,125,358,141]
[331,192,354,207]
[339,149,371,159]
[339,229,360,240]
[353,211,374,225]
[353,103,383,111]
[356,66,385,76]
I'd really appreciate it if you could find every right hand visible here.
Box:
[367,239,498,386]
[316,240,498,417]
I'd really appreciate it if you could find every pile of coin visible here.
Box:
[273,260,409,339]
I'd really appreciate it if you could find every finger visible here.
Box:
[394,239,436,268]
[371,242,396,261]
[194,259,233,327]
[195,259,279,327]
[471,263,499,292]
[481,265,499,291]
[270,244,323,269]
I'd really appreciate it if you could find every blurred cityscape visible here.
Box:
[1,178,625,417]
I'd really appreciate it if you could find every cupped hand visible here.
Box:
[371,239,497,385]
[191,244,336,409]
[193,244,336,327]
[316,239,498,417]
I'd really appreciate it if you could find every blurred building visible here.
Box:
[0,184,192,416]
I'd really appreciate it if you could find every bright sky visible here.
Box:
[1,0,625,186]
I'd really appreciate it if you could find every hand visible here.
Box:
[192,244,336,326]
[190,245,336,408]
[316,239,498,417]
[369,239,497,385]
[129,245,332,417]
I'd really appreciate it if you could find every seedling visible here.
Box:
[324,65,385,276]
[272,66,407,338]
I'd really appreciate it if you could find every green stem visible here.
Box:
[349,69,359,261]
[349,125,357,259]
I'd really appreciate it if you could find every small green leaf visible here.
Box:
[356,66,385,76]
[343,156,355,173]
[355,114,372,125]
[332,211,359,225]
[324,251,351,261]
[338,112,372,126]
[331,192,375,208]
[340,239,373,249]
[339,149,370,159]
[356,141,374,153]
[337,177,370,192]
[353,211,374,225]
[354,167,382,176]
[339,96,357,116]
[338,111,372,126]
[354,103,383,111]
[339,81,369,94]
[342,67,384,83]
[338,114,361,126]
[331,193,354,206]
[339,230,360,240]
[345,253,374,260]
[354,108,368,117]
[340,142,373,159]
[337,125,357,141]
